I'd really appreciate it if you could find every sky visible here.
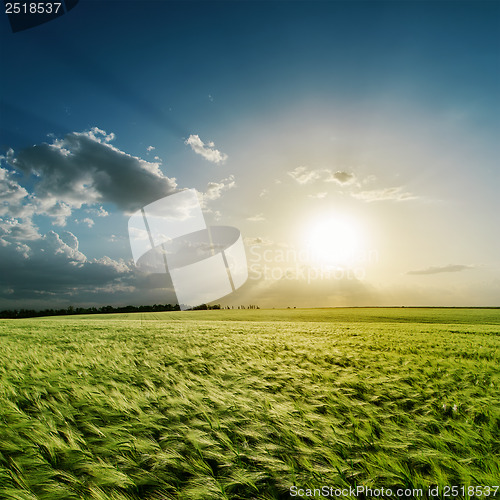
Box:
[0,0,499,310]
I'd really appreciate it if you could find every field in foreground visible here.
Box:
[0,308,499,499]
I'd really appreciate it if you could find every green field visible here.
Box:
[0,308,499,499]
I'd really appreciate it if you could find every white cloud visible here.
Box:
[45,202,72,227]
[201,175,236,202]
[407,264,474,275]
[0,166,30,217]
[146,145,155,152]
[308,192,327,199]
[80,218,95,228]
[15,243,31,259]
[287,166,322,184]
[352,187,418,202]
[0,217,40,240]
[86,206,109,217]
[247,213,266,222]
[185,134,228,164]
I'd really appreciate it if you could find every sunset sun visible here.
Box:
[305,214,364,268]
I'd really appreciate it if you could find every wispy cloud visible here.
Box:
[286,167,419,203]
[352,187,418,202]
[185,134,228,164]
[244,236,273,246]
[198,175,236,207]
[287,166,356,185]
[247,213,266,222]
[407,264,473,275]
[85,206,109,218]
[288,166,322,184]
[308,192,327,199]
[205,175,235,200]
[78,218,95,228]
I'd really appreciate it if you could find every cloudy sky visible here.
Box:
[0,1,499,309]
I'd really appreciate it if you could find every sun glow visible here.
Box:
[305,214,364,267]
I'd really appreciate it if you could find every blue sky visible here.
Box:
[1,1,499,309]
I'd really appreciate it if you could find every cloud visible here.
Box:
[407,264,474,275]
[0,129,244,309]
[6,127,178,216]
[329,171,356,185]
[79,218,95,228]
[308,192,327,199]
[288,166,357,186]
[0,166,30,217]
[352,187,418,202]
[201,175,236,203]
[0,217,40,241]
[185,134,228,164]
[247,213,266,222]
[244,236,273,246]
[85,206,109,217]
[44,201,72,227]
[287,166,322,184]
[146,145,155,152]
[0,229,133,304]
[286,167,417,203]
[0,225,182,309]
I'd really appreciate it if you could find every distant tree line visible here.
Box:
[189,304,221,310]
[0,303,181,319]
[0,302,263,319]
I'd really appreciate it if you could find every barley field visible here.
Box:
[0,308,499,499]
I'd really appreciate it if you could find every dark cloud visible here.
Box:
[7,128,177,214]
[407,264,473,275]
[0,230,132,300]
[331,171,355,184]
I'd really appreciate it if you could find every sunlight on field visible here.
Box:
[0,308,499,499]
